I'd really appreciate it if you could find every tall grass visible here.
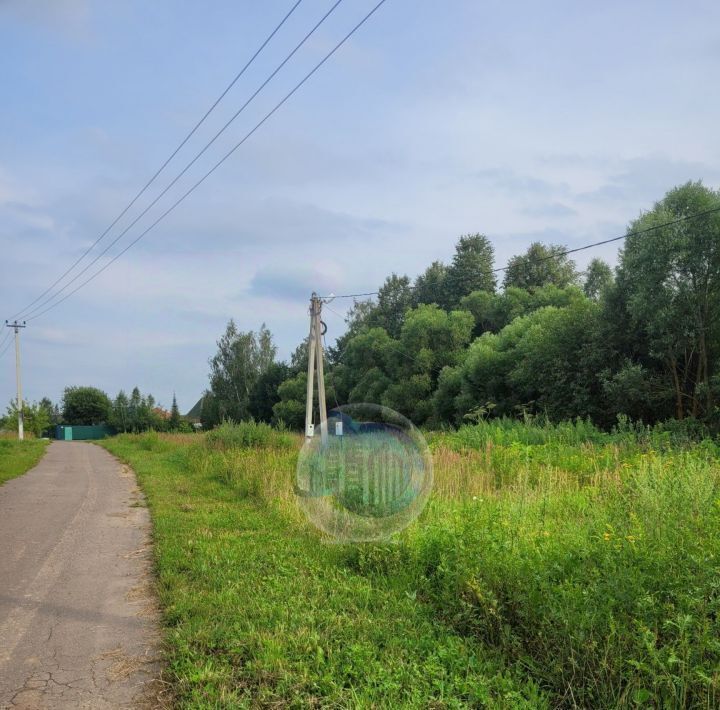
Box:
[119,420,720,707]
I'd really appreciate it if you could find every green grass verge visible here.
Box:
[0,438,50,485]
[100,420,720,708]
[100,435,544,708]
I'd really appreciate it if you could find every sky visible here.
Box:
[1,0,719,413]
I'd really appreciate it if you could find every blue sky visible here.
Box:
[1,0,719,413]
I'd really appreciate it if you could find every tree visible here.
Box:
[128,387,142,432]
[438,299,603,423]
[583,258,613,300]
[249,362,290,423]
[2,399,51,437]
[169,393,181,431]
[272,373,307,430]
[208,321,277,422]
[199,391,220,430]
[62,387,111,425]
[412,261,449,309]
[368,274,413,338]
[327,299,376,366]
[461,284,585,336]
[383,305,474,423]
[445,234,496,306]
[613,181,720,420]
[272,365,339,430]
[39,397,60,426]
[288,338,310,376]
[503,242,578,291]
[109,390,130,433]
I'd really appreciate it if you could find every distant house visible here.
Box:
[185,396,204,426]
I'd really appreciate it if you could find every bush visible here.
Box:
[205,420,294,451]
[349,448,720,707]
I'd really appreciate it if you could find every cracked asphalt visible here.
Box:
[0,442,161,709]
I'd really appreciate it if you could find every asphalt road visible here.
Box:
[0,442,161,709]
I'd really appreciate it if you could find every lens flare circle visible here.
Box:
[295,404,433,542]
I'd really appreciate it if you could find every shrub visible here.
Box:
[205,420,293,451]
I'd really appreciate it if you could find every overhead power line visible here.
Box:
[320,204,720,299]
[9,0,305,322]
[24,0,390,323]
[19,0,347,322]
[0,337,13,360]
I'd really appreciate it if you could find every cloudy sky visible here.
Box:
[1,0,719,413]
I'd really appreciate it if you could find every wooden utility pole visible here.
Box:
[5,321,27,441]
[304,294,328,444]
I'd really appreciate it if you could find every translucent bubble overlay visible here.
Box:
[295,404,433,542]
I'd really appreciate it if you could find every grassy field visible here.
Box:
[101,419,720,708]
[0,436,49,485]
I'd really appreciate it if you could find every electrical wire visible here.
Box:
[0,337,13,360]
[0,329,11,352]
[322,332,342,409]
[25,0,389,323]
[20,0,347,322]
[319,204,720,299]
[9,0,305,322]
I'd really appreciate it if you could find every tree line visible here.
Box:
[196,181,720,432]
[1,386,188,435]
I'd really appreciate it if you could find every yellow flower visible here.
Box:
[603,532,612,541]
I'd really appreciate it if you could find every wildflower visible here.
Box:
[603,532,612,541]
[626,535,636,542]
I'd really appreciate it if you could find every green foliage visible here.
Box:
[367,273,413,337]
[381,454,720,707]
[169,393,181,431]
[614,181,720,421]
[248,361,289,423]
[411,260,449,309]
[272,369,337,431]
[439,300,604,422]
[460,284,586,335]
[2,399,52,437]
[445,233,496,306]
[100,420,720,707]
[583,257,614,300]
[0,439,49,485]
[205,420,293,451]
[207,320,277,427]
[61,386,111,425]
[272,184,720,432]
[101,433,544,707]
[110,386,167,433]
[503,241,578,291]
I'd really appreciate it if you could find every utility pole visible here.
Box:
[5,321,27,441]
[304,294,328,444]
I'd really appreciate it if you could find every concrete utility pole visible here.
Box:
[5,321,27,441]
[304,294,328,444]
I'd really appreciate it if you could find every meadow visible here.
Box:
[0,436,49,485]
[100,419,720,708]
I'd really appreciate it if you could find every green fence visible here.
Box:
[54,425,115,441]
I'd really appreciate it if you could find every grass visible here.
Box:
[0,435,50,485]
[101,429,542,708]
[100,418,720,708]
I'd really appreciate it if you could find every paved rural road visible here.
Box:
[0,442,161,709]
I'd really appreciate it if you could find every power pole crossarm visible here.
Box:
[5,320,27,441]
